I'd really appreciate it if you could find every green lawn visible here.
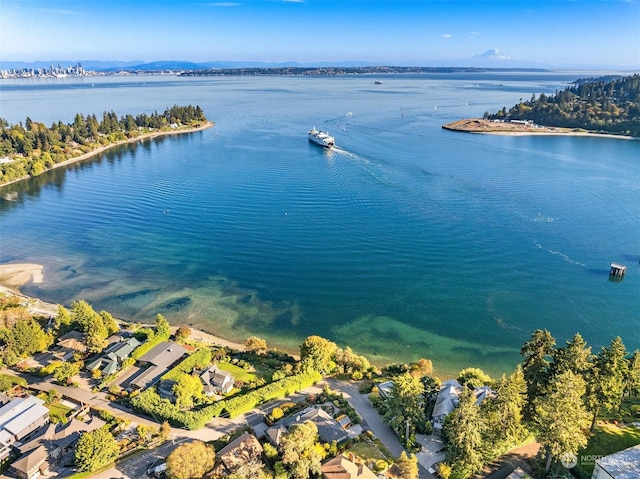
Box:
[348,438,392,463]
[217,362,257,383]
[47,402,73,424]
[577,423,640,475]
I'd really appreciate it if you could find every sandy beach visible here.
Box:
[0,263,44,288]
[442,118,634,140]
[0,261,249,351]
[0,121,215,189]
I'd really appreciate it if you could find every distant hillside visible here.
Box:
[179,65,548,77]
[485,74,640,137]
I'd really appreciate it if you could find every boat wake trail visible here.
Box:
[534,240,586,267]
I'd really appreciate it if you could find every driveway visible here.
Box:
[327,379,434,479]
[415,434,446,472]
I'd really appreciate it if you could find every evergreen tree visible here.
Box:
[551,332,593,378]
[383,372,425,448]
[626,350,640,397]
[444,388,486,476]
[395,451,419,479]
[536,370,590,472]
[520,329,555,421]
[483,366,527,456]
[586,337,629,429]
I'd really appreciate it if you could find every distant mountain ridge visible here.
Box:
[2,50,637,71]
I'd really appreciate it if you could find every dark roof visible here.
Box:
[275,407,348,444]
[137,342,187,368]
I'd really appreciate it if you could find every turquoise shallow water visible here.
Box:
[0,73,638,376]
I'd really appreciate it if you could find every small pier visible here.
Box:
[610,262,626,277]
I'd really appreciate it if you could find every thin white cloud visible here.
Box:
[282,0,305,3]
[442,34,453,38]
[9,4,82,15]
[469,31,480,36]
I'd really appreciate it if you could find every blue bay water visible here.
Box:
[0,73,638,376]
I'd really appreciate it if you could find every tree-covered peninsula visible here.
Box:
[0,104,210,185]
[484,74,640,137]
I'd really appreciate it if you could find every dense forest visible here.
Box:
[0,104,208,184]
[484,74,640,136]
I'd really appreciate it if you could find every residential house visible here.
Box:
[199,365,234,395]
[129,342,187,390]
[55,330,87,361]
[10,416,106,479]
[376,381,394,400]
[431,379,463,434]
[0,396,50,461]
[591,444,640,479]
[86,337,141,376]
[215,433,264,476]
[56,331,86,354]
[321,454,377,479]
[431,380,495,434]
[265,406,348,446]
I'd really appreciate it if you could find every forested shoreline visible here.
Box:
[484,74,640,136]
[0,105,209,185]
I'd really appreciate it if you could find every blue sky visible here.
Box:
[1,0,639,67]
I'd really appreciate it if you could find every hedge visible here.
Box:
[129,370,322,430]
[161,348,212,382]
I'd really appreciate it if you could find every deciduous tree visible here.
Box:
[299,335,337,374]
[280,420,324,479]
[457,367,492,389]
[74,427,119,472]
[173,373,203,409]
[166,440,215,479]
[245,336,268,352]
[155,314,171,339]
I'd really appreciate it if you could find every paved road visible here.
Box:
[91,438,192,479]
[327,379,404,457]
[327,379,433,479]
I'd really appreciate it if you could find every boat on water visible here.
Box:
[308,127,335,148]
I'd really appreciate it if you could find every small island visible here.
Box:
[444,74,640,138]
[0,105,213,187]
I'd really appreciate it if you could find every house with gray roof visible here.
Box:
[265,406,348,446]
[86,337,141,376]
[0,396,50,462]
[129,341,187,390]
[11,416,106,479]
[199,365,234,395]
[431,380,495,434]
[592,444,640,479]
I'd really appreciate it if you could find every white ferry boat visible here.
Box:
[308,127,335,148]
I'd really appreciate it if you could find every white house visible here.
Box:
[591,444,640,479]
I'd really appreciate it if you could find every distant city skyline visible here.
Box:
[1,0,639,69]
